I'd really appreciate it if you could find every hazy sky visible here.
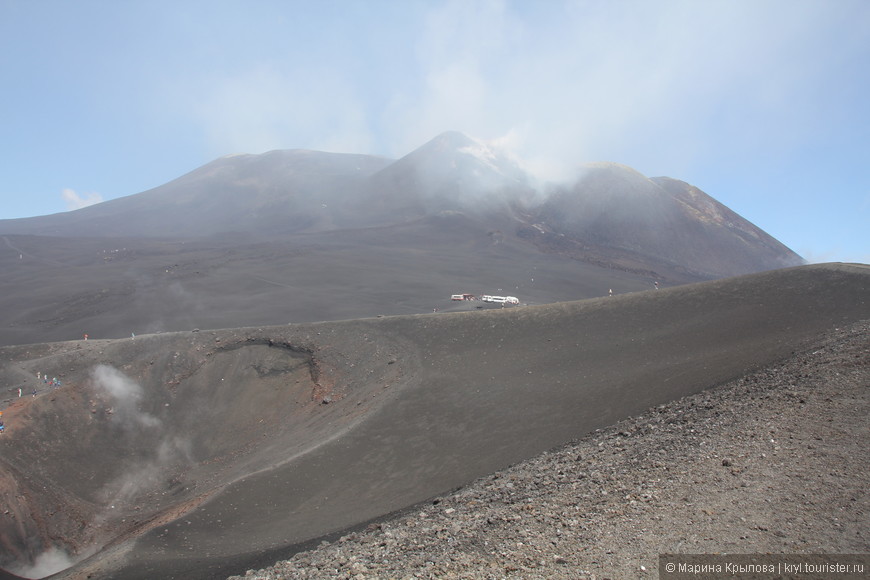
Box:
[2,0,868,263]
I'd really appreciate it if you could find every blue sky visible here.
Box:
[2,0,868,263]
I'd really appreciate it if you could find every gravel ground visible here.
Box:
[230,319,869,580]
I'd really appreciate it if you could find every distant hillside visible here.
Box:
[0,132,805,346]
[0,150,392,237]
[0,131,802,275]
[529,163,803,278]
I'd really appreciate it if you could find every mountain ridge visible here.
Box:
[0,131,805,346]
[0,131,802,274]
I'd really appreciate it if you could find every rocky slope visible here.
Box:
[230,319,869,580]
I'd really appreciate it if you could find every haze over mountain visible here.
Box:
[2,132,800,257]
[0,132,803,347]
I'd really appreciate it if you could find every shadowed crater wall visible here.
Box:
[0,328,402,577]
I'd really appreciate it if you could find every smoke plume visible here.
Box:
[61,188,103,211]
[91,364,160,429]
[10,547,74,579]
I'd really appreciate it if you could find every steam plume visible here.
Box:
[91,365,159,429]
[10,547,73,579]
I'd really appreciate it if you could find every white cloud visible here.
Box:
[377,0,863,183]
[152,0,867,236]
[181,63,373,156]
[62,188,103,211]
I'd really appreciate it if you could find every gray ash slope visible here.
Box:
[231,318,869,580]
[0,132,802,347]
[0,263,866,580]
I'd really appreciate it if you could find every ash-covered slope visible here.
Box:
[232,319,870,580]
[0,150,392,238]
[0,216,660,348]
[0,263,866,579]
[530,163,803,278]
